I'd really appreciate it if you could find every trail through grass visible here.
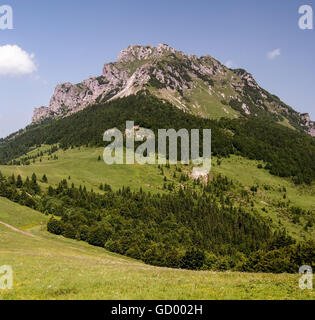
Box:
[0,197,314,300]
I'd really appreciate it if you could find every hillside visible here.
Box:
[0,197,314,300]
[30,44,315,136]
[0,45,314,292]
[1,93,315,184]
[0,141,314,273]
[0,147,314,241]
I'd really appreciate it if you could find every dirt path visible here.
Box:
[0,221,36,238]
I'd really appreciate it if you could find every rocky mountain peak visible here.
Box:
[117,45,155,63]
[117,43,178,63]
[31,44,315,137]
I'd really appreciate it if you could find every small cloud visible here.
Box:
[31,74,48,85]
[267,48,281,60]
[0,45,37,76]
[225,60,234,68]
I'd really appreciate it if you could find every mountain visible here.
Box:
[0,45,314,279]
[1,93,315,185]
[32,43,315,136]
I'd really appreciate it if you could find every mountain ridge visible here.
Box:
[31,44,315,136]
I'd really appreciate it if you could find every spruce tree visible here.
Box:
[31,173,37,184]
[16,175,23,188]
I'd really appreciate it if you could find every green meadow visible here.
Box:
[0,196,314,300]
[0,146,314,300]
[1,147,313,241]
[0,146,165,193]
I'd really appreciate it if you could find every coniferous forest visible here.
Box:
[1,171,313,273]
[0,93,314,274]
[1,92,315,185]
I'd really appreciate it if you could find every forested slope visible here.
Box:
[1,92,315,184]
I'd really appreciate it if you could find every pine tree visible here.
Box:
[48,185,54,196]
[16,175,23,188]
[10,174,15,185]
[31,173,37,184]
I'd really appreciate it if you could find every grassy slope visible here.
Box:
[0,146,165,193]
[151,82,240,120]
[212,156,315,240]
[0,197,49,230]
[0,197,314,300]
[0,147,313,240]
[212,156,314,210]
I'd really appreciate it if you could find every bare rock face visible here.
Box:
[308,128,315,137]
[301,113,312,124]
[32,106,50,123]
[102,63,129,85]
[242,103,251,115]
[32,43,190,122]
[300,113,315,137]
[31,43,315,137]
[117,45,155,63]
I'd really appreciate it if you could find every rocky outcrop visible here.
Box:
[32,44,193,122]
[242,103,251,115]
[118,44,177,63]
[300,113,315,137]
[31,43,315,137]
[32,106,50,123]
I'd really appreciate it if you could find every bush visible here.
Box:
[78,225,89,241]
[63,223,76,239]
[47,217,63,235]
[125,245,141,260]
[143,244,165,267]
[180,249,205,270]
[87,223,113,247]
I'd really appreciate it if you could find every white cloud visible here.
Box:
[225,60,234,68]
[267,48,281,60]
[31,74,48,85]
[0,45,37,76]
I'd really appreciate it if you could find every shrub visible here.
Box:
[180,249,205,270]
[87,223,113,247]
[63,223,76,239]
[47,217,63,235]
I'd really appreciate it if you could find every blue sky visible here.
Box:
[0,0,314,137]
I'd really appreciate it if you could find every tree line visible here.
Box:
[0,92,314,184]
[0,171,313,273]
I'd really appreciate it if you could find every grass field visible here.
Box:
[1,147,313,241]
[212,155,315,210]
[1,147,314,203]
[0,197,314,300]
[0,146,165,193]
[211,155,315,240]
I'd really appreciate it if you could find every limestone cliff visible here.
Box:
[32,44,315,137]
